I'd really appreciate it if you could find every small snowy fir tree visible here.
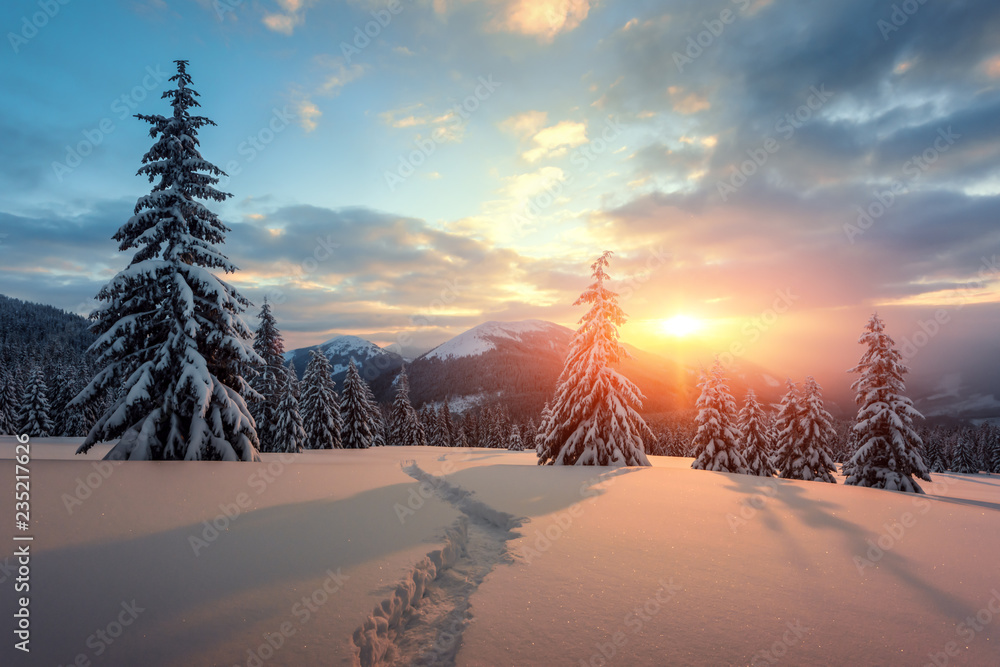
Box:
[772,379,837,483]
[72,60,260,461]
[987,429,1000,474]
[300,350,342,449]
[388,366,423,446]
[17,366,53,437]
[796,377,838,482]
[537,251,652,466]
[340,359,375,449]
[738,389,775,476]
[951,432,979,474]
[507,424,525,451]
[440,402,456,446]
[923,433,947,474]
[250,299,286,452]
[845,314,930,492]
[690,361,749,473]
[269,364,304,454]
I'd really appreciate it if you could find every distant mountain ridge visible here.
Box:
[284,333,404,389]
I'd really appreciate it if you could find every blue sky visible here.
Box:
[2,0,1000,416]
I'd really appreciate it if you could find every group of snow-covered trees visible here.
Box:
[682,313,975,494]
[686,361,838,482]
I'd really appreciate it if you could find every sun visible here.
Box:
[660,314,703,338]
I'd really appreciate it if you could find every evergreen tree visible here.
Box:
[72,60,259,461]
[341,359,375,449]
[923,433,947,474]
[987,428,1000,474]
[691,361,748,473]
[771,379,837,483]
[270,364,304,453]
[0,366,14,434]
[534,404,550,454]
[796,377,838,482]
[507,424,525,451]
[738,389,775,476]
[440,402,457,446]
[17,366,53,437]
[951,431,979,474]
[537,251,652,466]
[845,314,930,492]
[301,349,342,449]
[250,299,286,452]
[388,366,423,446]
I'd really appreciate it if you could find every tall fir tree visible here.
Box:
[388,366,423,446]
[537,251,652,466]
[340,359,376,449]
[845,314,930,492]
[738,389,775,476]
[300,350,342,449]
[691,361,749,474]
[250,299,286,452]
[72,60,260,461]
[17,366,53,437]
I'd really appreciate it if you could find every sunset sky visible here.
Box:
[2,0,999,416]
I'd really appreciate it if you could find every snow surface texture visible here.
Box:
[351,461,525,666]
[3,439,1000,666]
[422,320,560,360]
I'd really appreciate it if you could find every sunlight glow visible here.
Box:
[660,314,703,338]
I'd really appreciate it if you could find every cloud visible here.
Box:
[315,56,366,96]
[521,120,588,162]
[262,0,312,35]
[489,0,591,42]
[499,110,549,138]
[295,99,321,132]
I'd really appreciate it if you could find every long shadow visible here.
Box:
[0,461,609,666]
[720,473,974,621]
[930,471,1000,488]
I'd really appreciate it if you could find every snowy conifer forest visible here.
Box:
[4,3,1000,665]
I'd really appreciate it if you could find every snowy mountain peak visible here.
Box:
[422,320,569,361]
[318,334,388,360]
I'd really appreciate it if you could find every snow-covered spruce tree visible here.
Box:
[17,366,53,437]
[987,429,1000,474]
[845,314,930,492]
[269,364,304,454]
[300,349,342,449]
[440,402,456,446]
[738,388,775,476]
[951,431,979,474]
[0,366,14,434]
[388,366,423,446]
[690,361,748,473]
[771,379,837,483]
[507,424,525,451]
[537,251,652,466]
[340,359,376,449]
[923,433,947,474]
[796,377,838,482]
[72,60,260,461]
[250,298,286,452]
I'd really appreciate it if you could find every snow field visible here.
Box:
[2,441,999,666]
